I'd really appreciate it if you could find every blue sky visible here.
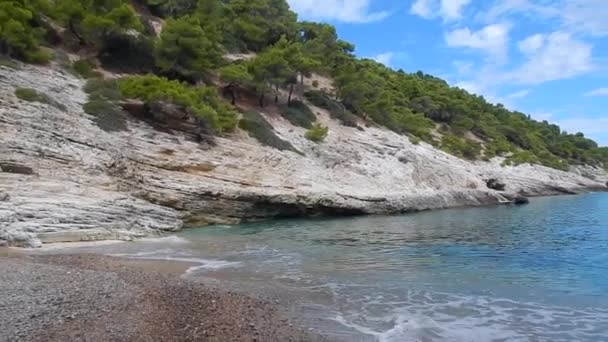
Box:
[286,0,608,146]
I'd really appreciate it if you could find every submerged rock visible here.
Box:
[513,196,530,205]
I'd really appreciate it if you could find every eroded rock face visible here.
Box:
[1,63,607,247]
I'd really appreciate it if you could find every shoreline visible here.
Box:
[10,187,607,249]
[0,252,328,342]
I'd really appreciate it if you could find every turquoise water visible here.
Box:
[101,193,608,341]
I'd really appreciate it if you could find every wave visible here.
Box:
[329,290,608,342]
[109,250,242,274]
[137,235,191,244]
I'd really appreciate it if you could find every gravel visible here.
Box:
[0,253,328,342]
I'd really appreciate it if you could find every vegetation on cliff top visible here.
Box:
[1,0,607,169]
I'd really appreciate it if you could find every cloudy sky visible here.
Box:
[286,0,608,145]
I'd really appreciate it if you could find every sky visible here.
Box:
[286,0,608,146]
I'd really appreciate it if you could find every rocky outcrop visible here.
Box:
[486,178,506,191]
[1,63,607,247]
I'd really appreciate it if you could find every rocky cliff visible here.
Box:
[1,62,607,247]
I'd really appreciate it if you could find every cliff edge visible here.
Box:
[1,63,606,247]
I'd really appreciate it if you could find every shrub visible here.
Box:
[15,88,41,102]
[83,100,127,132]
[410,136,421,145]
[304,90,358,127]
[118,75,238,133]
[72,59,101,79]
[0,57,20,69]
[312,80,319,88]
[83,79,122,101]
[305,123,329,143]
[14,87,66,111]
[280,100,316,128]
[502,151,537,167]
[441,134,482,160]
[239,111,299,153]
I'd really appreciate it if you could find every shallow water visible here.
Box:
[73,193,608,341]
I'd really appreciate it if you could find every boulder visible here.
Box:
[486,178,506,191]
[513,196,530,205]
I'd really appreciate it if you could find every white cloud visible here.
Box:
[480,0,608,37]
[371,52,395,66]
[505,89,531,99]
[562,0,608,36]
[478,0,558,24]
[410,0,471,21]
[440,0,471,20]
[410,0,434,18]
[453,60,474,75]
[508,32,594,84]
[445,23,511,60]
[585,88,608,97]
[518,34,544,55]
[287,0,389,23]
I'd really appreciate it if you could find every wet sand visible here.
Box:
[0,250,328,341]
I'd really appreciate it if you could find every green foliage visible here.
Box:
[410,136,421,145]
[304,90,358,127]
[55,0,143,47]
[0,0,52,63]
[198,0,298,52]
[0,56,20,69]
[239,110,299,152]
[83,78,122,101]
[305,123,328,143]
[503,151,537,167]
[15,87,66,111]
[218,62,253,104]
[247,36,301,105]
[118,75,237,133]
[441,134,482,160]
[144,0,197,17]
[15,87,41,101]
[155,16,223,81]
[83,99,127,132]
[280,100,316,128]
[72,59,101,78]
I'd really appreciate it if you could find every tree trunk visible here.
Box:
[274,84,279,104]
[225,84,236,105]
[259,93,265,107]
[69,20,86,46]
[288,83,294,105]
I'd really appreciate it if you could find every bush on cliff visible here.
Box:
[280,100,316,129]
[304,90,358,128]
[83,99,127,132]
[118,75,237,133]
[239,111,299,153]
[15,87,66,111]
[305,123,328,143]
